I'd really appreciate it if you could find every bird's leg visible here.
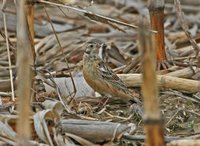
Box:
[129,98,143,118]
[95,93,110,109]
[130,103,143,118]
[101,96,110,107]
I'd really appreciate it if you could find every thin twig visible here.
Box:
[174,0,200,57]
[3,10,15,101]
[37,0,157,33]
[0,31,16,51]
[166,109,180,126]
[122,134,180,142]
[162,90,200,104]
[43,5,77,103]
[185,110,200,117]
[45,69,73,113]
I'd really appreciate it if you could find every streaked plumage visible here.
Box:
[83,39,140,103]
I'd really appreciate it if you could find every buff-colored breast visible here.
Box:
[83,57,133,101]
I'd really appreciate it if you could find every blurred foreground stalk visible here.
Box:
[138,19,165,146]
[16,0,35,145]
[148,0,167,69]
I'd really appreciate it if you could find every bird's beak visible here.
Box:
[98,43,107,60]
[102,43,107,49]
[85,48,90,54]
[96,43,101,48]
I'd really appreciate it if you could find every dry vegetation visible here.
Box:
[0,0,200,145]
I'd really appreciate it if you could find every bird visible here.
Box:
[82,39,141,105]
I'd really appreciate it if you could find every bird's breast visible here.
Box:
[83,59,110,93]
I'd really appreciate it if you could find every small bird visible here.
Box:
[82,39,141,105]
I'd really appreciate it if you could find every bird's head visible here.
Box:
[84,39,107,59]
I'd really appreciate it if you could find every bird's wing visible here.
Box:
[97,60,130,94]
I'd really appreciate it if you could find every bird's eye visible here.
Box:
[88,44,94,48]
[85,43,96,54]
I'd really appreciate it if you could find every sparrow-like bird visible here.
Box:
[82,39,141,105]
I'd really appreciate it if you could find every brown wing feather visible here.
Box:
[97,61,130,94]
